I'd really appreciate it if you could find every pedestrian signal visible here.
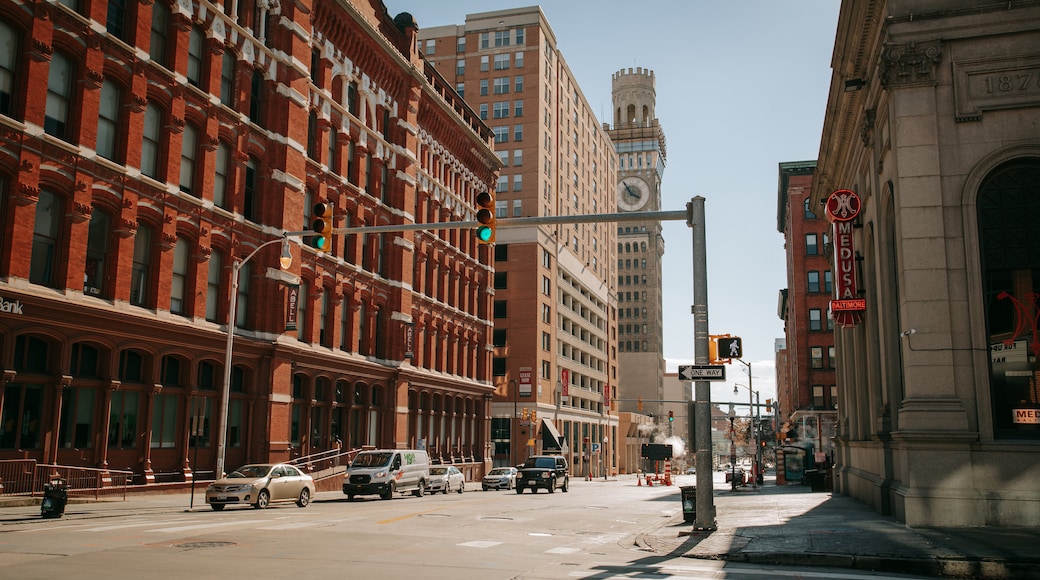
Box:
[717,336,742,360]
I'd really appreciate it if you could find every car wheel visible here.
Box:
[548,479,555,493]
[562,477,569,493]
[381,482,395,500]
[457,480,465,494]
[482,486,488,491]
[413,481,425,497]
[516,486,523,494]
[210,504,225,511]
[296,488,311,508]
[347,494,356,501]
[253,489,270,509]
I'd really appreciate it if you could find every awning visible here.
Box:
[541,417,563,451]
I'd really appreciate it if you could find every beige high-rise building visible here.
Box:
[606,69,667,425]
[419,7,619,476]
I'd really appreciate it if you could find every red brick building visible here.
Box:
[0,0,499,484]
[776,161,837,464]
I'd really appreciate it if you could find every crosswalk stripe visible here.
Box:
[145,520,266,533]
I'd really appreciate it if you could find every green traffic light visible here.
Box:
[476,226,493,242]
[311,235,328,250]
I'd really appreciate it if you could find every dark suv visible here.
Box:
[516,455,569,493]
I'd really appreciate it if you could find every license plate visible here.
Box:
[217,495,227,500]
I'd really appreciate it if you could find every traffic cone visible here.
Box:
[637,475,642,486]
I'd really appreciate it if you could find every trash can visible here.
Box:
[805,469,826,492]
[41,478,68,518]
[680,486,696,522]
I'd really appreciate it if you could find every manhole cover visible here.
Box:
[175,541,235,549]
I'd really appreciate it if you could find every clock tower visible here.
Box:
[607,68,667,423]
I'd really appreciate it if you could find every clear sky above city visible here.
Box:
[383,0,842,406]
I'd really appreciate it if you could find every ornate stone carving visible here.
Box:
[129,93,148,113]
[880,39,942,89]
[30,39,52,62]
[161,232,178,250]
[116,218,138,238]
[85,68,104,89]
[15,183,39,205]
[69,201,93,223]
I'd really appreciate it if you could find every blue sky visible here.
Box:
[383,0,841,404]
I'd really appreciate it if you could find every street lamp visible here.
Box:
[215,236,293,479]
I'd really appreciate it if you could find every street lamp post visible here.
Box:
[215,236,293,480]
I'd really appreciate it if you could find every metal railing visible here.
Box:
[287,447,361,477]
[0,460,132,500]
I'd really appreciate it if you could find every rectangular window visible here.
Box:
[514,75,524,92]
[141,103,161,179]
[171,238,188,315]
[492,329,506,347]
[479,103,488,120]
[512,199,522,217]
[84,209,109,296]
[108,391,139,449]
[496,176,507,193]
[809,308,822,331]
[805,233,818,255]
[456,36,466,52]
[149,1,170,67]
[513,125,523,141]
[150,393,179,448]
[810,346,823,368]
[96,80,121,161]
[830,385,838,408]
[515,51,524,67]
[424,39,435,55]
[493,126,508,144]
[493,271,507,290]
[44,53,72,140]
[480,55,489,72]
[807,271,820,293]
[514,99,523,117]
[479,79,488,96]
[828,346,836,368]
[131,225,152,306]
[206,250,222,321]
[479,33,489,49]
[30,190,60,287]
[179,123,198,195]
[455,59,464,75]
[542,332,550,351]
[824,270,832,293]
[106,0,128,40]
[494,77,509,94]
[494,30,510,47]
[512,149,522,166]
[494,54,510,70]
[495,200,507,218]
[455,82,464,98]
[812,385,825,408]
[493,300,507,318]
[513,174,522,191]
[493,101,509,118]
[542,276,551,296]
[59,388,94,448]
[220,51,234,106]
[187,27,204,87]
[492,357,507,376]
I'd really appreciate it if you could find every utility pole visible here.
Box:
[690,197,717,530]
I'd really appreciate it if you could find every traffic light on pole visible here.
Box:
[766,399,772,413]
[717,336,743,360]
[475,190,496,244]
[668,410,674,422]
[310,202,334,252]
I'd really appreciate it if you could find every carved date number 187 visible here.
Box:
[985,72,1039,93]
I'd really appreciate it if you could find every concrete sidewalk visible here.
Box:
[638,476,1040,579]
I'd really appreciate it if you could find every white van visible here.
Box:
[343,449,430,500]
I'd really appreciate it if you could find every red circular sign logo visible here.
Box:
[825,189,862,222]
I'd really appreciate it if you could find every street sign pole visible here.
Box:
[690,197,717,530]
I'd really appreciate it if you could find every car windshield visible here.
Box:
[229,465,271,478]
[488,468,511,476]
[351,452,393,468]
[524,457,556,469]
[430,467,447,475]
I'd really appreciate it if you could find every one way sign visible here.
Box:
[678,365,726,381]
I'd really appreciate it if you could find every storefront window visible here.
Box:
[978,158,1040,438]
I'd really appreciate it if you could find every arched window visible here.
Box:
[30,190,62,287]
[0,19,22,118]
[84,208,111,296]
[978,157,1040,439]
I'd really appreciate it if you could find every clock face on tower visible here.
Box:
[617,176,650,212]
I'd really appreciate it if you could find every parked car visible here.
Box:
[685,467,696,475]
[428,465,465,494]
[206,463,315,510]
[482,467,517,491]
[343,449,430,500]
[516,455,569,494]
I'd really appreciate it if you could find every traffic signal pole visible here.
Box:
[690,197,717,530]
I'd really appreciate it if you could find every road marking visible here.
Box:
[458,540,501,548]
[78,519,195,532]
[145,520,266,533]
[377,507,444,525]
[546,546,581,554]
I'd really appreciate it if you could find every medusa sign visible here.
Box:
[826,189,865,326]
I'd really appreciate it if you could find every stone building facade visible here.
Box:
[814,0,1040,526]
[0,0,499,484]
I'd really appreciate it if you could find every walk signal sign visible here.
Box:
[717,336,742,360]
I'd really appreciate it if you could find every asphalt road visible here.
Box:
[0,472,935,579]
